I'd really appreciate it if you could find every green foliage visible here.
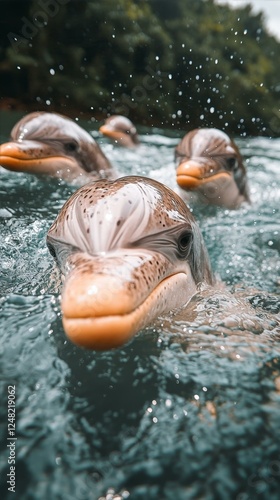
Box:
[0,0,279,136]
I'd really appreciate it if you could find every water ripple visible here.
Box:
[0,127,280,499]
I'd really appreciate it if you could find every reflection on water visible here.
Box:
[0,111,280,499]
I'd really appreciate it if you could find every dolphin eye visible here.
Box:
[178,231,192,253]
[119,127,131,135]
[64,141,78,153]
[226,157,238,170]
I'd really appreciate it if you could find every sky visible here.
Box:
[215,0,280,40]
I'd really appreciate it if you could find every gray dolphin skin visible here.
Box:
[47,176,213,350]
[175,128,250,209]
[0,112,115,182]
[99,115,139,147]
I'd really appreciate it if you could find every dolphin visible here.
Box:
[47,176,213,350]
[0,112,115,182]
[99,115,139,147]
[175,128,250,209]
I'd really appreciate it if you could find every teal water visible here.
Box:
[0,112,280,500]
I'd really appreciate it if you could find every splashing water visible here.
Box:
[0,113,280,499]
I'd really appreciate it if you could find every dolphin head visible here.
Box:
[175,128,250,209]
[47,176,213,350]
[0,112,114,181]
[99,115,139,147]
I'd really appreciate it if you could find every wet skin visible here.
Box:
[175,128,250,209]
[0,112,115,182]
[47,176,213,350]
[99,115,139,148]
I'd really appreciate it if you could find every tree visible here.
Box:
[1,0,279,136]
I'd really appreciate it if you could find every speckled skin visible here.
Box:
[99,115,139,147]
[175,128,250,208]
[47,176,213,350]
[0,112,115,182]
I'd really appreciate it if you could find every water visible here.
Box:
[0,111,280,500]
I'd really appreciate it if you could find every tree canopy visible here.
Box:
[0,0,279,136]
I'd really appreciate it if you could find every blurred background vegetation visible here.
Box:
[0,0,279,136]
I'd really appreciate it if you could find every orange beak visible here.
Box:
[0,140,76,176]
[99,125,124,142]
[176,160,231,190]
[60,250,196,350]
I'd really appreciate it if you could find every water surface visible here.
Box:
[0,112,280,499]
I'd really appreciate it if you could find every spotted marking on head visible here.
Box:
[47,176,213,285]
